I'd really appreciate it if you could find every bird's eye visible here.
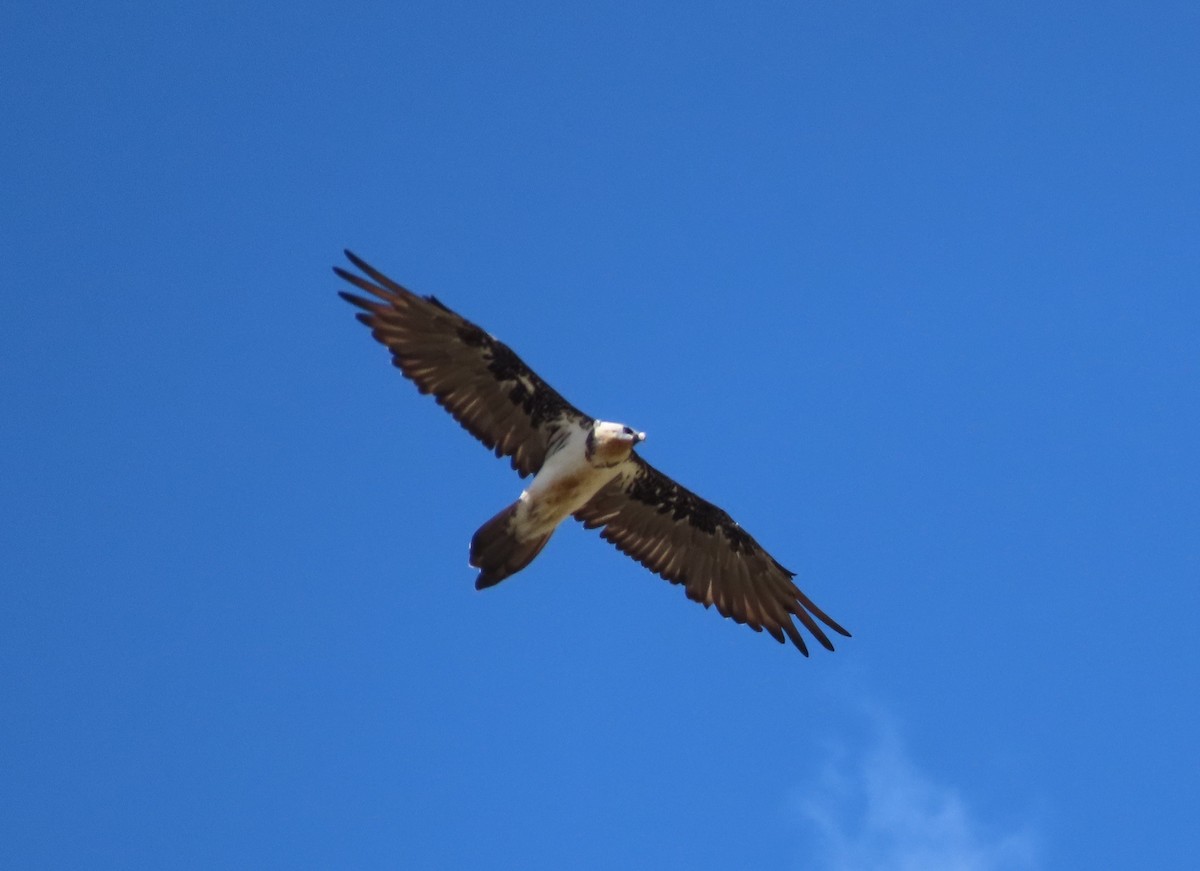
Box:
[623,427,633,435]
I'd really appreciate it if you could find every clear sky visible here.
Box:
[3,2,1197,868]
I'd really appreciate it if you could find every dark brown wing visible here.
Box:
[336,251,591,477]
[574,454,850,655]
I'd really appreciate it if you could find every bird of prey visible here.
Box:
[336,251,850,655]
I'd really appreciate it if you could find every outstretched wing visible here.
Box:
[336,251,591,477]
[574,455,850,654]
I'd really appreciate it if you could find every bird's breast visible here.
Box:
[520,453,620,534]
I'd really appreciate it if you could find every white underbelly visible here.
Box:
[515,449,620,538]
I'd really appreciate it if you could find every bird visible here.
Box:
[336,250,850,655]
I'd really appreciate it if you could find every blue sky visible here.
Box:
[3,1,1197,868]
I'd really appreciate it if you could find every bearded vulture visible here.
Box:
[336,251,850,655]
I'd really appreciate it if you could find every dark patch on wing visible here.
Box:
[575,455,850,655]
[624,468,758,555]
[481,337,567,431]
[336,250,590,477]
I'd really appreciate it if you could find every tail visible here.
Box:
[469,502,553,590]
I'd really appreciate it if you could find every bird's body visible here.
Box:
[513,422,639,538]
[337,251,850,655]
[470,420,642,588]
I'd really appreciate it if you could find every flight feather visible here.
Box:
[574,455,850,655]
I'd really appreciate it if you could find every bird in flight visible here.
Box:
[336,251,850,655]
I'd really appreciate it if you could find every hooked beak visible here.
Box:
[634,431,647,444]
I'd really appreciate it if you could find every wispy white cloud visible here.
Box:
[792,720,1038,871]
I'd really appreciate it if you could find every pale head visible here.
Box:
[585,419,646,466]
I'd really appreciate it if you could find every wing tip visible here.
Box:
[338,289,376,312]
